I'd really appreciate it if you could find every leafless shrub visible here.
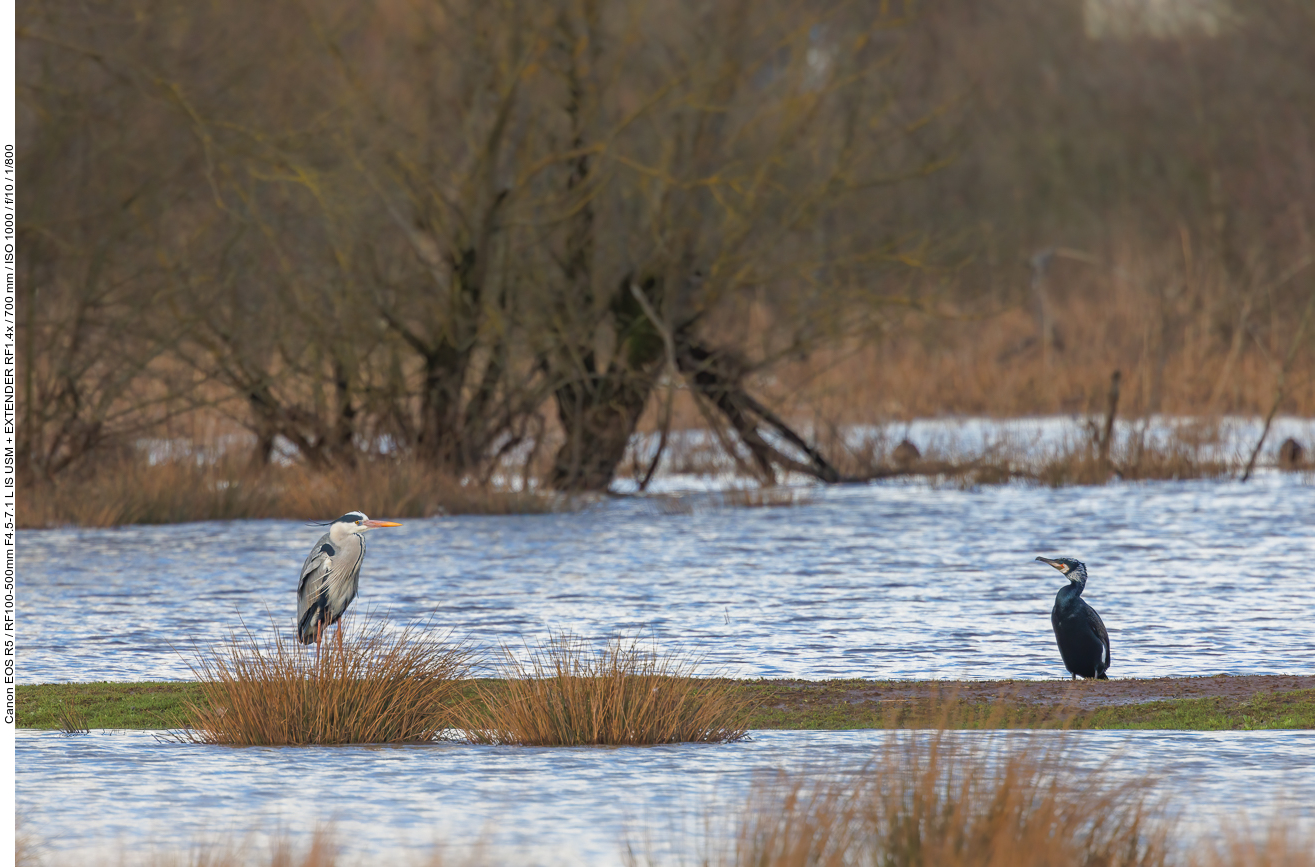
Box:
[18,0,1315,497]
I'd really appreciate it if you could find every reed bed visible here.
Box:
[642,732,1170,867]
[634,415,1257,492]
[59,827,462,867]
[459,634,753,746]
[1195,829,1315,867]
[645,731,1315,867]
[826,424,1241,489]
[19,456,558,529]
[173,618,476,746]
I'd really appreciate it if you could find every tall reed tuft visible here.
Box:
[174,618,476,746]
[667,731,1171,867]
[459,634,752,746]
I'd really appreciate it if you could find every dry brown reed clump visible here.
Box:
[1033,440,1232,488]
[20,456,558,529]
[173,618,476,746]
[828,424,1236,489]
[1194,827,1315,867]
[659,731,1171,867]
[66,826,466,867]
[460,634,753,747]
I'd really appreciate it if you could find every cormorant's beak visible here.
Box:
[1035,556,1066,573]
[363,520,402,528]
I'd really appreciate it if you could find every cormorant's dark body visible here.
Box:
[1036,557,1111,680]
[1050,582,1110,679]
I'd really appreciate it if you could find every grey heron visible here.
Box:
[1035,556,1111,680]
[297,511,401,650]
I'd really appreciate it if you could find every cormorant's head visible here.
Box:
[1035,556,1087,583]
[328,511,402,537]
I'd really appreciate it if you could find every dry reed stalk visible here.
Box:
[31,825,483,867]
[173,617,476,746]
[459,634,753,746]
[15,821,43,867]
[651,731,1172,867]
[55,700,90,736]
[138,828,344,867]
[1193,826,1315,867]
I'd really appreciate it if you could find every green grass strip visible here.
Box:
[17,680,1315,732]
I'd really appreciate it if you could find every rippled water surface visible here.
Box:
[21,470,1315,682]
[17,729,1315,864]
[19,418,1315,864]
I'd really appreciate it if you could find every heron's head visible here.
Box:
[333,511,402,534]
[1035,556,1087,583]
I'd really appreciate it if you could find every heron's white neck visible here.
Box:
[328,522,360,545]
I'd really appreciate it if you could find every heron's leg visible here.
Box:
[315,621,324,658]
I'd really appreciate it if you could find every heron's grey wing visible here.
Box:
[296,533,335,642]
[1086,604,1111,668]
[322,533,366,619]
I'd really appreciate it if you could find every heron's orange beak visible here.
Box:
[363,520,402,528]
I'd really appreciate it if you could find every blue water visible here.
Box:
[17,728,1315,865]
[19,425,1315,864]
[20,472,1315,682]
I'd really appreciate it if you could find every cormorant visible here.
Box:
[1034,556,1110,680]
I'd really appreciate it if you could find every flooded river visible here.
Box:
[20,470,1315,682]
[18,417,1315,864]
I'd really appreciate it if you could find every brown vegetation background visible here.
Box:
[17,0,1315,504]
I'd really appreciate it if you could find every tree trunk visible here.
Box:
[549,368,657,491]
[547,277,666,491]
[676,340,842,484]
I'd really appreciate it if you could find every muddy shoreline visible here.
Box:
[765,674,1315,711]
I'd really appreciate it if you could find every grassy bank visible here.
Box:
[19,677,1315,733]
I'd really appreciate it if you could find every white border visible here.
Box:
[2,2,17,864]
